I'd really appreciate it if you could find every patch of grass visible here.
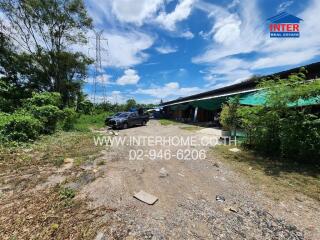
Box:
[212,145,320,201]
[179,125,202,131]
[59,186,76,207]
[59,187,75,200]
[74,113,112,132]
[54,156,64,167]
[159,119,179,126]
[0,187,109,239]
[0,131,104,171]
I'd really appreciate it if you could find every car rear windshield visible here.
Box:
[118,113,130,117]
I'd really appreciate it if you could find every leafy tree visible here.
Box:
[125,99,137,111]
[0,32,32,112]
[0,0,93,106]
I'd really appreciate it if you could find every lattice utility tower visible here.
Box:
[93,30,103,104]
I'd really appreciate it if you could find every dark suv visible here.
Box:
[106,112,149,129]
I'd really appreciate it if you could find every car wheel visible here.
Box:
[142,120,146,126]
[122,122,128,129]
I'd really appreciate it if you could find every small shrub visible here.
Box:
[220,96,241,136]
[61,108,78,131]
[54,156,65,167]
[59,187,75,200]
[0,112,42,142]
[77,100,93,114]
[30,105,62,134]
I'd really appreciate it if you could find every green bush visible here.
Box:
[279,112,320,160]
[0,112,42,142]
[236,70,320,163]
[77,100,93,114]
[30,105,62,134]
[24,92,61,108]
[61,108,78,131]
[59,187,75,200]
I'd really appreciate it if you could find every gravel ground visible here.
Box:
[1,120,318,239]
[77,120,319,240]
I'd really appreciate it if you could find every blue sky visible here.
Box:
[83,0,320,104]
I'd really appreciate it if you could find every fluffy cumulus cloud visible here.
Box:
[116,69,140,85]
[87,0,195,33]
[193,0,320,87]
[212,14,241,45]
[105,31,154,68]
[180,30,194,39]
[111,0,164,26]
[136,81,201,99]
[155,0,195,31]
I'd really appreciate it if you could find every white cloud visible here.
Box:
[201,58,252,87]
[86,74,112,84]
[108,90,128,104]
[111,0,164,26]
[88,90,128,104]
[105,31,154,67]
[212,14,241,45]
[277,0,294,13]
[155,44,178,54]
[180,30,194,39]
[116,69,140,85]
[81,30,154,68]
[156,0,195,31]
[193,0,264,63]
[135,81,201,99]
[227,0,240,9]
[252,49,319,70]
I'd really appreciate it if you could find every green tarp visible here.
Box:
[239,91,320,107]
[190,97,229,111]
[239,91,267,106]
[168,91,319,112]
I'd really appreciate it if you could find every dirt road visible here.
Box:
[1,120,319,239]
[78,120,319,239]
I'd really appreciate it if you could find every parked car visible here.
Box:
[105,112,124,125]
[106,112,149,129]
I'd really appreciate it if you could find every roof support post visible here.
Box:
[193,107,198,122]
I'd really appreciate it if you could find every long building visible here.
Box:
[160,62,320,125]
